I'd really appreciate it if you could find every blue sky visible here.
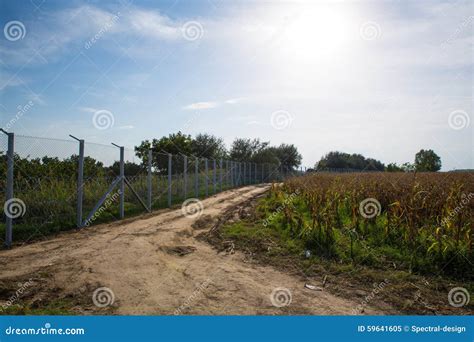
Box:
[0,0,472,170]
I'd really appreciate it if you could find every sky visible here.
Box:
[0,0,472,170]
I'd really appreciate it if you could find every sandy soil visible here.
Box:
[0,185,392,315]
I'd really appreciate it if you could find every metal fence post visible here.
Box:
[239,162,241,186]
[254,163,256,184]
[219,158,223,192]
[241,162,243,186]
[2,131,14,248]
[195,157,199,198]
[183,155,187,199]
[69,135,84,228]
[77,139,84,227]
[205,158,209,197]
[250,162,253,184]
[249,162,252,184]
[147,149,152,210]
[119,146,125,219]
[252,162,255,184]
[168,154,172,207]
[213,159,216,194]
[252,163,255,184]
[247,162,250,184]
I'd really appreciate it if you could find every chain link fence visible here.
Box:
[1,132,295,248]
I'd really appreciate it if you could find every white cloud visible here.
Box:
[183,102,218,110]
[225,98,244,104]
[127,9,181,40]
[117,125,134,130]
[183,98,243,110]
[0,4,188,67]
[79,106,100,113]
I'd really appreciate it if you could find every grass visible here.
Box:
[1,300,77,315]
[0,172,245,244]
[212,185,474,314]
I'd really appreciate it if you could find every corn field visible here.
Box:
[261,172,474,280]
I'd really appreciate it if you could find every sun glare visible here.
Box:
[280,5,350,62]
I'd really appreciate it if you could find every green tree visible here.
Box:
[414,149,441,172]
[191,133,227,159]
[316,151,384,171]
[251,148,280,165]
[135,132,192,173]
[271,144,302,170]
[385,163,404,172]
[229,138,269,161]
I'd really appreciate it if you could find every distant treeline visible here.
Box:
[0,132,303,180]
[313,149,442,172]
[134,132,302,172]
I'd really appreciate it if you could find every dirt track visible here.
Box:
[0,185,391,315]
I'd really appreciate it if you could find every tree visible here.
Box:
[251,148,280,165]
[385,163,404,172]
[229,138,269,161]
[271,144,302,170]
[402,162,415,172]
[414,149,441,172]
[135,132,193,173]
[191,133,227,159]
[107,161,144,176]
[315,151,384,171]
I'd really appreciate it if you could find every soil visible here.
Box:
[0,185,393,315]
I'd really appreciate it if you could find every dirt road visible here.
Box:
[0,185,389,315]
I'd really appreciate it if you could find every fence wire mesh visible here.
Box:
[1,133,294,247]
[0,133,8,246]
[3,135,79,243]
